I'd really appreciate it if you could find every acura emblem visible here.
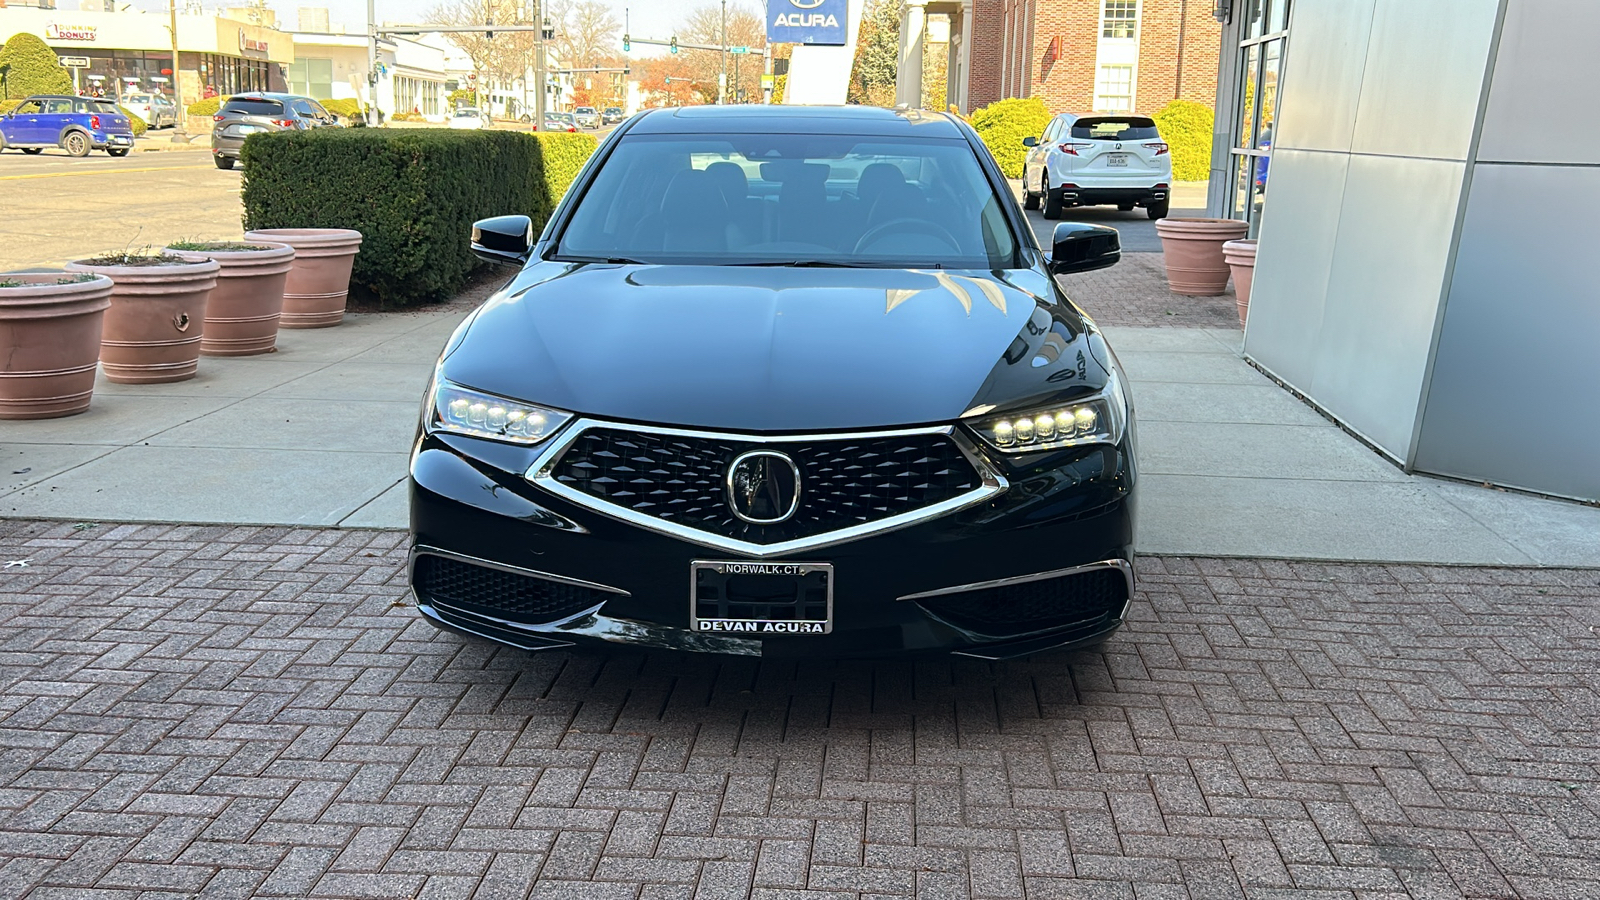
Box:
[726,450,801,524]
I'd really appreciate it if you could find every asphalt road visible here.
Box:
[0,147,242,271]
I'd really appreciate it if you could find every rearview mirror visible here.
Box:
[471,215,534,268]
[1021,136,1037,148]
[1047,222,1120,276]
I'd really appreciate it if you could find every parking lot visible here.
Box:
[0,147,243,271]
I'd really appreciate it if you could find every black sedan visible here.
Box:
[410,105,1137,659]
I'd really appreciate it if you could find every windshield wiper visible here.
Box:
[727,259,860,268]
[552,255,649,265]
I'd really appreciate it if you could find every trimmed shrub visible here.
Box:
[969,97,1050,178]
[320,98,365,120]
[240,129,546,307]
[534,131,599,202]
[1152,99,1214,182]
[447,89,478,108]
[119,107,148,136]
[187,96,225,117]
[0,33,73,98]
[0,99,20,115]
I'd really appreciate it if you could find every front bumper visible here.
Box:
[408,426,1137,659]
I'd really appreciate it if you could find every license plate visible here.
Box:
[234,125,262,134]
[691,560,833,635]
[110,135,132,145]
[1106,153,1129,167]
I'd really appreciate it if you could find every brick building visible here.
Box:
[964,0,1220,115]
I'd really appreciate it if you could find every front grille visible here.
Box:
[413,555,608,623]
[916,566,1128,637]
[551,428,980,544]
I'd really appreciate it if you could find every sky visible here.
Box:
[132,0,699,57]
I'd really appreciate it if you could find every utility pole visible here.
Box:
[169,0,185,140]
[534,0,547,123]
[366,0,378,125]
[718,0,727,104]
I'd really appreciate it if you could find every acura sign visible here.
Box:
[767,0,847,46]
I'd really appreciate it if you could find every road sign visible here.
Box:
[58,56,91,68]
[729,46,749,54]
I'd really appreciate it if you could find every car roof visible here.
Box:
[24,95,83,101]
[225,93,312,102]
[628,105,966,138]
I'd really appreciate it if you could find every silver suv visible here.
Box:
[210,93,339,170]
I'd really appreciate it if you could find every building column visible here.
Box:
[896,0,929,107]
[949,1,973,113]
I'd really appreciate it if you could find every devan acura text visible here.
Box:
[408,105,1137,659]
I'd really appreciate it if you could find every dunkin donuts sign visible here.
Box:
[45,24,98,41]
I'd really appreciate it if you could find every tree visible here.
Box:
[674,2,766,104]
[849,0,900,106]
[0,33,74,99]
[426,0,536,98]
[633,55,696,108]
[547,0,620,70]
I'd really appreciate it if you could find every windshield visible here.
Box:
[223,98,284,116]
[455,108,479,116]
[576,107,595,114]
[555,132,1019,268]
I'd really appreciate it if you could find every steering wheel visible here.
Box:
[852,218,962,256]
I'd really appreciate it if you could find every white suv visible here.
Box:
[1021,114,1172,220]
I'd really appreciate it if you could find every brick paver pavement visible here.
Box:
[3,520,1598,899]
[1058,253,1241,329]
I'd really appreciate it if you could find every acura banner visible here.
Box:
[767,0,848,46]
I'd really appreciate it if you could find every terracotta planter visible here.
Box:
[1154,218,1250,296]
[0,273,113,419]
[65,256,220,384]
[243,228,363,328]
[1222,239,1258,327]
[164,242,296,356]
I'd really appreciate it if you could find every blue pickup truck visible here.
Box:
[0,94,136,158]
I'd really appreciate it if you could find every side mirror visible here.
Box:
[471,214,534,267]
[1047,222,1120,276]
[1021,136,1037,148]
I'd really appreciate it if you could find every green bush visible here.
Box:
[320,98,364,120]
[534,131,598,202]
[447,89,478,108]
[1152,99,1214,182]
[241,129,548,307]
[187,96,224,117]
[119,106,148,136]
[0,99,20,114]
[0,33,73,98]
[969,97,1051,179]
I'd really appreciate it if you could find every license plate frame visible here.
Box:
[1106,153,1129,167]
[690,560,833,636]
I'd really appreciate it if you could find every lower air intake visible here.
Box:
[413,555,608,623]
[916,565,1129,637]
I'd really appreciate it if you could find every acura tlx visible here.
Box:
[409,105,1137,659]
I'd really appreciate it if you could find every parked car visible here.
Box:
[600,106,624,125]
[409,105,1136,660]
[1021,113,1171,220]
[210,92,339,170]
[541,114,576,133]
[122,93,178,129]
[573,106,600,128]
[449,107,490,130]
[0,95,135,157]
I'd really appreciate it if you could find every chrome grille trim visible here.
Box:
[895,558,1134,602]
[526,419,1009,558]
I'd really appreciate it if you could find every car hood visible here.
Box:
[442,262,1105,432]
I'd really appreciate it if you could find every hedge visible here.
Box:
[240,129,585,307]
[0,33,73,99]
[119,106,148,136]
[319,98,364,120]
[187,96,224,117]
[1151,99,1214,182]
[534,131,598,203]
[969,97,1050,179]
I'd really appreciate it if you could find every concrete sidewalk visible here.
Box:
[3,268,1597,566]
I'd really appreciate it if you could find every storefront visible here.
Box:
[1,8,291,105]
[1207,0,1291,236]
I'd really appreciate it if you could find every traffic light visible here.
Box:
[670,36,678,54]
[485,15,493,39]
[621,33,629,52]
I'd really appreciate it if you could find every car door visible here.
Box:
[41,99,76,143]
[1024,117,1058,188]
[3,99,42,144]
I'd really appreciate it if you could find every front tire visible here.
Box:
[107,148,130,157]
[214,155,235,170]
[1022,174,1040,210]
[63,131,90,157]
[1147,198,1170,220]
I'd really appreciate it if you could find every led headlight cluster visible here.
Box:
[968,375,1127,454]
[428,380,571,445]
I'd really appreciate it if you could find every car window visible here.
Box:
[91,101,120,115]
[556,133,1019,269]
[1069,117,1159,141]
[222,98,285,116]
[43,99,74,114]
[126,94,152,104]
[1042,118,1062,142]
[290,99,320,118]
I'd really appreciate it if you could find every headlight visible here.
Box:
[968,372,1127,453]
[426,380,571,445]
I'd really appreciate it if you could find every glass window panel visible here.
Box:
[1268,0,1290,34]
[1094,65,1134,112]
[1258,40,1280,149]
[1237,44,1259,149]
[1232,154,1253,220]
[1243,0,1266,39]
[1102,0,1138,39]
[1249,152,1269,237]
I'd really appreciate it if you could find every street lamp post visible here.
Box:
[719,0,726,105]
[169,0,186,141]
